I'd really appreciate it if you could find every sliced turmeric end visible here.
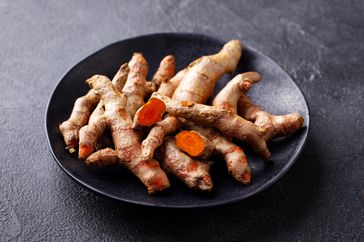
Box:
[241,166,251,185]
[181,100,194,107]
[135,98,166,126]
[78,144,94,160]
[175,130,206,157]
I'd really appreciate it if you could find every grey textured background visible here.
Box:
[1,0,363,241]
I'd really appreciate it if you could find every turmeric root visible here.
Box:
[59,89,100,152]
[122,53,156,118]
[78,63,129,159]
[175,130,214,160]
[111,63,130,91]
[172,40,242,103]
[140,116,182,161]
[157,68,188,97]
[85,75,170,194]
[86,147,118,167]
[238,95,304,141]
[212,72,261,113]
[151,55,176,87]
[78,102,107,159]
[150,93,271,160]
[157,137,213,191]
[183,122,251,185]
[210,73,261,182]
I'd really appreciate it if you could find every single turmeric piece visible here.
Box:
[175,130,214,160]
[157,137,213,191]
[238,95,304,141]
[122,53,156,118]
[85,75,170,194]
[78,102,107,159]
[212,72,261,113]
[151,55,176,87]
[59,89,100,152]
[111,63,130,91]
[172,40,242,103]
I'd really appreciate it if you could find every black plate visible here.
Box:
[46,33,309,208]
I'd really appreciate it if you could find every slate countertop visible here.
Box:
[1,0,363,241]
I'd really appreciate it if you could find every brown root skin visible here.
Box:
[145,81,157,96]
[140,116,182,161]
[172,40,242,104]
[157,68,188,97]
[122,53,150,118]
[78,115,107,159]
[133,98,166,128]
[111,63,130,91]
[86,75,170,194]
[59,89,100,150]
[86,148,118,167]
[151,55,176,87]
[210,72,261,182]
[212,72,261,113]
[152,93,271,160]
[183,121,250,185]
[175,130,214,160]
[238,95,304,141]
[157,137,213,191]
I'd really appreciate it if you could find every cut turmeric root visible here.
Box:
[157,137,213,191]
[175,130,214,160]
[133,98,166,128]
[182,121,251,184]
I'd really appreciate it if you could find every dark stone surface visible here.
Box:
[0,0,362,241]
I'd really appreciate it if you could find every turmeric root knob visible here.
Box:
[133,98,166,127]
[175,130,213,160]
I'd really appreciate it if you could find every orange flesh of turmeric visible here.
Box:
[78,144,94,160]
[175,130,205,157]
[135,98,166,126]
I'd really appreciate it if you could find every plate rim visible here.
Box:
[45,32,310,208]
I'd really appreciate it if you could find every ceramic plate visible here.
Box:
[46,33,309,208]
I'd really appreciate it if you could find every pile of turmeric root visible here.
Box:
[59,40,304,194]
